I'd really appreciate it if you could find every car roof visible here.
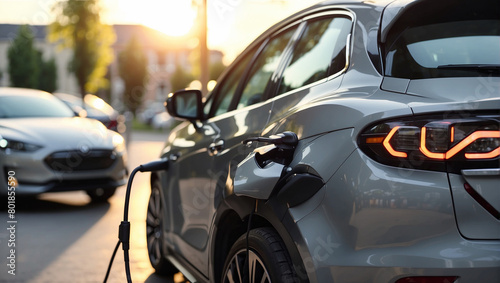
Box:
[240,0,396,50]
[317,0,395,8]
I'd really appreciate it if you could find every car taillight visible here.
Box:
[395,276,459,283]
[358,114,500,172]
[107,119,118,130]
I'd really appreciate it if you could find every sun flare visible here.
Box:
[125,0,197,37]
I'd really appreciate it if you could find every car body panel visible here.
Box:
[1,117,110,147]
[163,101,273,275]
[233,152,284,199]
[449,173,500,240]
[461,169,500,213]
[406,77,500,102]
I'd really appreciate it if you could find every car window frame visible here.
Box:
[270,10,355,98]
[204,21,303,119]
[204,42,264,119]
[204,9,354,119]
[206,49,256,117]
[230,22,304,111]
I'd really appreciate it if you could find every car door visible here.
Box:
[166,24,300,275]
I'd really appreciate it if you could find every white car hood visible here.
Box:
[0,117,114,150]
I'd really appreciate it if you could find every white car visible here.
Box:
[0,88,127,202]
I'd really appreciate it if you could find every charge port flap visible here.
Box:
[449,170,500,240]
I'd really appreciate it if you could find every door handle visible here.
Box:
[208,139,225,155]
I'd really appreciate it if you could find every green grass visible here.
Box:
[131,119,158,132]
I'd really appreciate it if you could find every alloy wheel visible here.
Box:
[223,249,271,283]
[146,187,163,266]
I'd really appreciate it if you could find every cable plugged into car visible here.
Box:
[103,158,169,283]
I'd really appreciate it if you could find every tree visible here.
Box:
[7,25,39,88]
[36,50,57,93]
[188,48,226,85]
[170,64,194,92]
[49,0,115,97]
[118,36,148,116]
[210,61,226,81]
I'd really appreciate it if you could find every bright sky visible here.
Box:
[0,0,321,62]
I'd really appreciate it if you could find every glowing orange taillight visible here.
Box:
[420,127,446,159]
[383,126,408,158]
[420,128,500,160]
[360,115,500,167]
[446,130,500,159]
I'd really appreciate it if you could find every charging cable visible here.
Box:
[103,158,169,283]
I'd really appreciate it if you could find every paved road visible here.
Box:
[0,130,188,283]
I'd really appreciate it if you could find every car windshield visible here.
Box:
[385,20,500,79]
[0,95,75,118]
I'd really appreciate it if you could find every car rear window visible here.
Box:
[383,0,500,80]
[0,95,75,118]
[385,19,500,79]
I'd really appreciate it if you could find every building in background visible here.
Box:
[0,24,223,113]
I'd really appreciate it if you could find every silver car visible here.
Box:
[0,88,127,202]
[147,0,500,282]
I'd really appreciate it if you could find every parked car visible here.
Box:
[54,92,126,135]
[146,0,500,282]
[151,112,174,130]
[0,88,127,202]
[138,101,167,126]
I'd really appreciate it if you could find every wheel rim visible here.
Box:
[146,187,163,266]
[223,249,271,283]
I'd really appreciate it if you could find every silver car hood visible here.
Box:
[0,117,115,150]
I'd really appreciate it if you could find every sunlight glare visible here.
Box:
[126,0,197,36]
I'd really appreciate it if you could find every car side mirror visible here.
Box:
[165,89,203,121]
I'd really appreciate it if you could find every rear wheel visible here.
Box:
[221,227,299,283]
[146,179,178,276]
[86,187,116,203]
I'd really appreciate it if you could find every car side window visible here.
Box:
[237,27,297,110]
[277,16,352,95]
[209,53,254,117]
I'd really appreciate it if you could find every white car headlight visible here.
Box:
[0,136,42,153]
[112,134,126,153]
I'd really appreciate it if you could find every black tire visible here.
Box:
[146,179,178,276]
[221,227,299,283]
[86,187,116,203]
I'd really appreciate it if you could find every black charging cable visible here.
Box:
[103,158,169,283]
